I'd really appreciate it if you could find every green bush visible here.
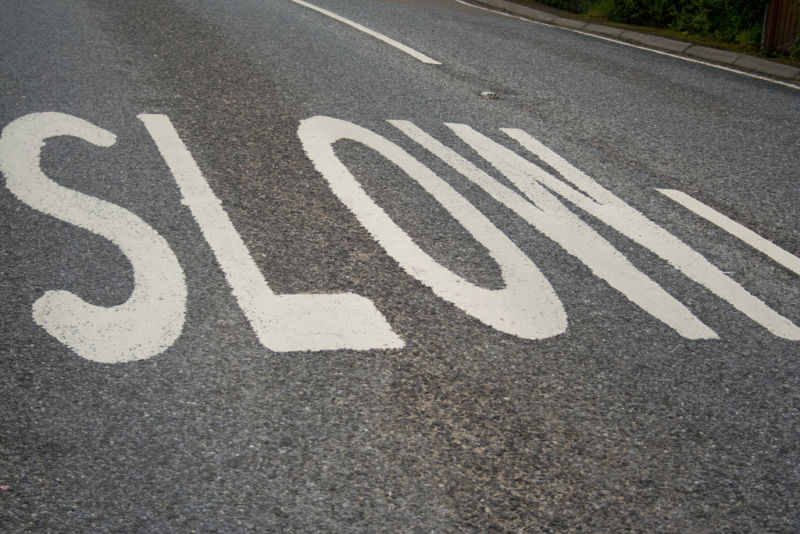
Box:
[607,0,769,43]
[537,0,590,12]
[673,0,768,41]
[534,0,773,48]
[791,37,800,60]
[608,0,674,26]
[533,0,800,56]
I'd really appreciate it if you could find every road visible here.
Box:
[1,0,798,531]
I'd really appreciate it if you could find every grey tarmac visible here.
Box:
[1,0,798,532]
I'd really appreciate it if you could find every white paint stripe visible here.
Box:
[289,0,441,65]
[658,188,800,277]
[140,114,403,352]
[453,0,531,20]
[453,0,800,91]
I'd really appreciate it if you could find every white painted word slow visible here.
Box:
[0,112,798,363]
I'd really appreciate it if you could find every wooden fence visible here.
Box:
[763,0,800,53]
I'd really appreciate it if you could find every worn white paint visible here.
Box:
[391,120,717,339]
[139,114,403,352]
[4,112,795,357]
[289,0,441,65]
[494,127,800,340]
[658,188,800,277]
[0,112,187,363]
[298,116,567,339]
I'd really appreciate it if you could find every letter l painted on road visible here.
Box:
[139,114,403,352]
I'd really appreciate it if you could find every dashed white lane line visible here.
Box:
[289,0,441,65]
[658,188,800,276]
[453,0,800,91]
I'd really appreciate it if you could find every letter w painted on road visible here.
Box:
[390,120,800,340]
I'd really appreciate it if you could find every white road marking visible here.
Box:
[658,188,800,277]
[0,113,187,363]
[501,127,800,340]
[289,0,441,65]
[139,114,403,352]
[4,112,795,356]
[453,0,800,91]
[391,120,717,339]
[298,116,567,339]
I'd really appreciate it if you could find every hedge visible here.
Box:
[535,0,771,47]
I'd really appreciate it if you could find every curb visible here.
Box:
[472,0,800,82]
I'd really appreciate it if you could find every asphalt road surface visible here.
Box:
[2,0,799,531]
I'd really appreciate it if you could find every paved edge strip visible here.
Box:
[472,0,800,82]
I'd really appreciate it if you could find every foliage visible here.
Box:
[584,0,613,18]
[669,0,769,43]
[607,0,674,26]
[534,0,771,47]
[536,0,589,12]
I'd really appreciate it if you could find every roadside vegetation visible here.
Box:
[519,0,800,62]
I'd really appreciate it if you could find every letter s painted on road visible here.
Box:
[0,112,187,363]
